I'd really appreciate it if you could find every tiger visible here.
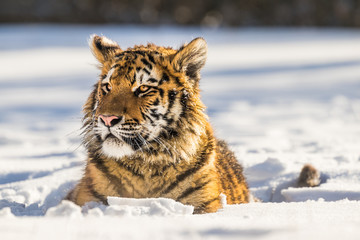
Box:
[65,34,250,214]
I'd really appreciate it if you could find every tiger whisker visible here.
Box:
[136,133,156,163]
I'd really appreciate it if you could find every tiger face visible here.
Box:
[85,35,207,160]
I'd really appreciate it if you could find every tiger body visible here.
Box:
[66,35,249,213]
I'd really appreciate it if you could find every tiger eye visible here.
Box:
[105,83,112,92]
[139,85,150,92]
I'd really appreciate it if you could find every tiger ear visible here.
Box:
[172,37,207,84]
[89,35,122,64]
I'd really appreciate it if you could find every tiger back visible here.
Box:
[66,35,249,213]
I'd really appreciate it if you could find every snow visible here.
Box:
[1,25,360,239]
[44,197,194,218]
[45,197,194,217]
[2,201,360,239]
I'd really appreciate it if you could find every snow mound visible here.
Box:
[106,197,194,216]
[45,200,82,218]
[46,197,194,217]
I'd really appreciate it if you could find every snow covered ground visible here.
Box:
[1,25,360,239]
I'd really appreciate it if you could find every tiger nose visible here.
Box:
[99,115,122,127]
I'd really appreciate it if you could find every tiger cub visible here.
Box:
[66,35,249,213]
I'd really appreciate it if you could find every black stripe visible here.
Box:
[194,197,220,214]
[121,136,144,151]
[176,179,211,201]
[217,156,236,202]
[215,162,228,200]
[141,58,153,70]
[179,91,189,118]
[168,90,177,106]
[121,122,138,126]
[159,73,169,85]
[145,90,157,97]
[231,160,247,190]
[166,91,177,115]
[85,177,108,205]
[132,73,137,84]
[134,50,146,56]
[147,78,158,83]
[201,197,219,208]
[162,73,169,82]
[153,98,159,106]
[149,185,164,195]
[116,161,145,179]
[163,90,178,124]
[115,53,124,58]
[90,157,125,196]
[240,187,249,202]
[222,165,236,202]
[160,127,178,139]
[150,112,161,120]
[162,139,213,194]
[143,133,151,141]
[143,68,151,75]
[148,165,175,195]
[112,63,121,69]
[217,141,245,202]
[94,37,104,50]
[175,77,181,86]
[100,74,107,80]
[158,88,164,98]
[165,117,174,125]
[150,164,173,178]
[142,112,154,124]
[91,157,145,198]
[147,54,155,64]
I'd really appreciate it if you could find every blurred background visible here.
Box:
[1,0,360,27]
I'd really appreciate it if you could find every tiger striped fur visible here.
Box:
[66,35,249,213]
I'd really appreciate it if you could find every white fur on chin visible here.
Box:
[101,138,134,159]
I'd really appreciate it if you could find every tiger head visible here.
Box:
[83,35,208,161]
